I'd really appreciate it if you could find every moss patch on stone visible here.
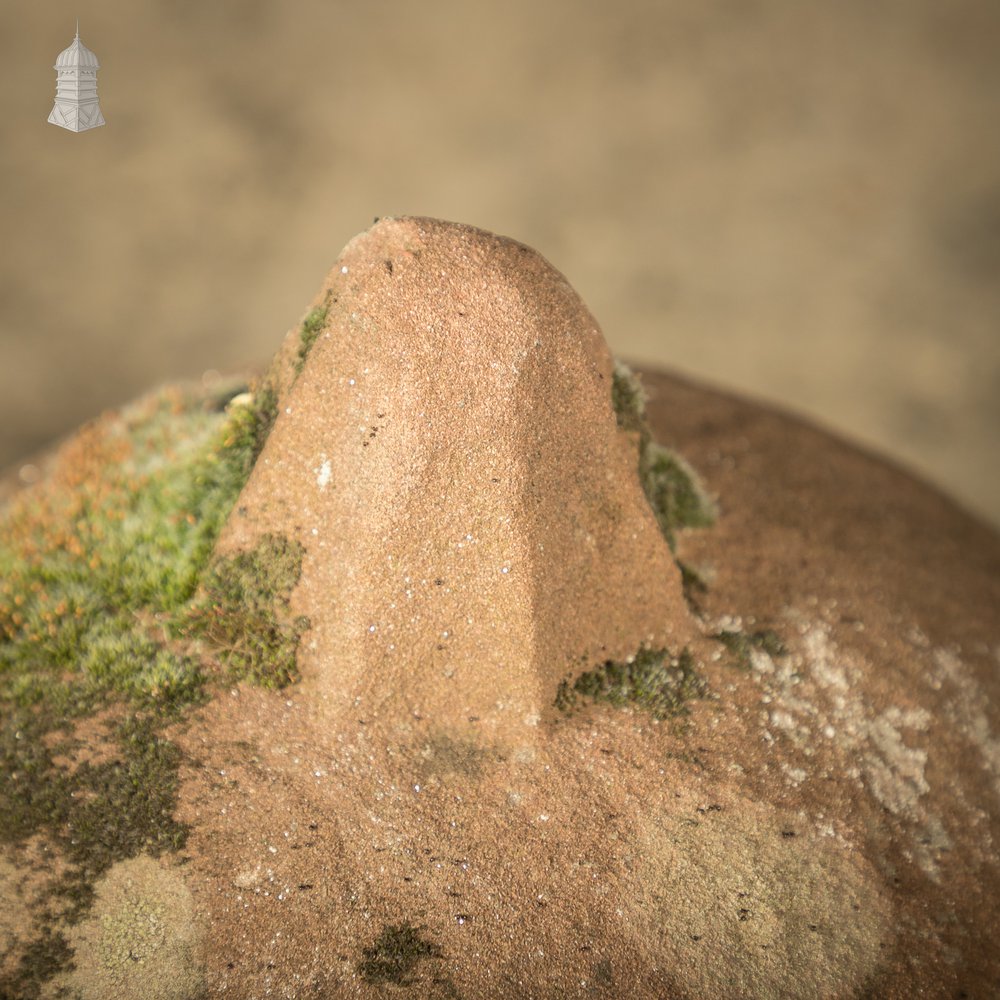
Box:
[0,926,74,1000]
[612,361,716,552]
[0,380,298,713]
[227,382,279,472]
[0,711,190,993]
[0,381,303,993]
[0,384,269,715]
[357,922,442,985]
[611,360,647,437]
[715,629,786,671]
[185,534,310,688]
[295,290,334,377]
[555,646,708,721]
[59,716,188,901]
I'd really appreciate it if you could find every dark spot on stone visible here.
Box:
[356,923,441,985]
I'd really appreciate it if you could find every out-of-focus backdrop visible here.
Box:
[1,1,998,525]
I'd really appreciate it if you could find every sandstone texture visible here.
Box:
[220,217,695,740]
[1,219,998,999]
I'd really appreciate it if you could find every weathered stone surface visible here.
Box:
[2,219,999,999]
[221,217,695,739]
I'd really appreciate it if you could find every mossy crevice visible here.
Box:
[555,646,708,721]
[185,534,310,688]
[294,290,334,377]
[611,361,716,552]
[0,711,189,993]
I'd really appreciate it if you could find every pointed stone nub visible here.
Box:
[221,218,695,737]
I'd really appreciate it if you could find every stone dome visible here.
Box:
[54,33,99,71]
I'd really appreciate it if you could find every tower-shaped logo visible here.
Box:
[48,21,105,132]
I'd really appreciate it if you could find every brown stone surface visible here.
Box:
[220,217,696,741]
[6,220,1000,998]
[165,221,999,998]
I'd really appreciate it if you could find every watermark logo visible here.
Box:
[48,20,106,132]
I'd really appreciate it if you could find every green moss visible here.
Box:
[555,646,708,720]
[611,361,716,553]
[295,291,333,377]
[0,927,75,999]
[714,629,786,670]
[0,384,274,716]
[216,382,278,483]
[0,712,188,912]
[185,534,310,688]
[63,716,188,885]
[612,360,648,437]
[357,923,442,985]
[640,444,716,549]
[0,380,302,988]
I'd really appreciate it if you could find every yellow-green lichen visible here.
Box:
[632,801,890,998]
[52,854,205,1000]
[0,712,191,995]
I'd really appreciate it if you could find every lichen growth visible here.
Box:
[357,922,442,985]
[555,646,708,720]
[611,360,716,551]
[50,854,205,1000]
[634,800,890,997]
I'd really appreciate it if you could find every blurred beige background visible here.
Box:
[1,0,998,525]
